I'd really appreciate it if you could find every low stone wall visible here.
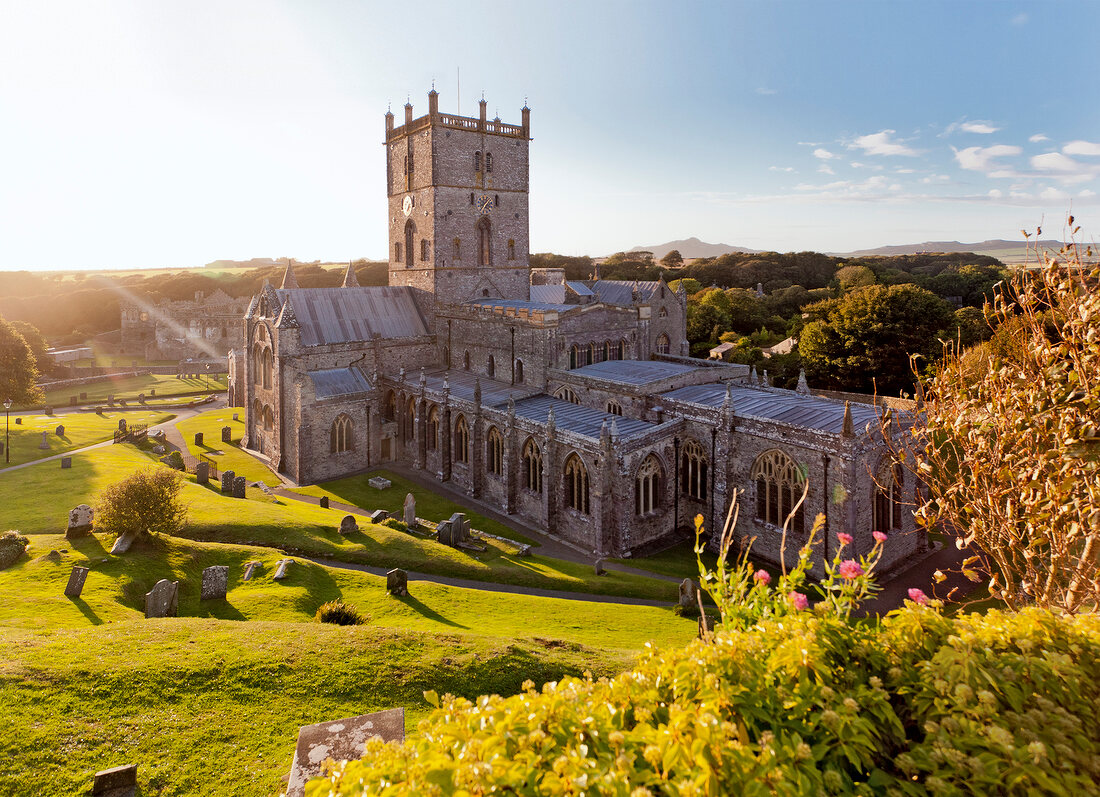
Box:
[38,369,152,390]
[810,388,917,411]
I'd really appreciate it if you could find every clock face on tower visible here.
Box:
[402,195,414,216]
[475,194,493,215]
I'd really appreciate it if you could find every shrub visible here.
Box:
[381,518,408,533]
[159,450,185,470]
[315,599,367,626]
[0,530,29,569]
[95,467,188,541]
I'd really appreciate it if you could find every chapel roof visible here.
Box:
[275,286,428,346]
[567,359,699,386]
[309,367,372,399]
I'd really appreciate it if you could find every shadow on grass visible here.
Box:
[69,534,109,559]
[395,593,469,629]
[68,596,103,625]
[193,600,247,621]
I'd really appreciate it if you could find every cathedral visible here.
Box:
[232,91,923,572]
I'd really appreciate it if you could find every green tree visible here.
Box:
[799,284,953,394]
[0,316,43,405]
[9,320,51,376]
[660,249,683,268]
[95,467,188,542]
[832,264,876,292]
[668,278,701,295]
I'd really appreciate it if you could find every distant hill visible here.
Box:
[628,237,760,260]
[840,239,1062,264]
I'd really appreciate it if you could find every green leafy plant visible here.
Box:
[315,599,367,626]
[95,467,188,543]
[0,530,30,569]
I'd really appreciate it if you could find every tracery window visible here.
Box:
[752,450,806,532]
[656,333,671,355]
[403,220,415,267]
[555,386,580,404]
[522,438,542,493]
[421,239,430,261]
[873,463,905,532]
[606,401,623,416]
[261,348,273,390]
[454,415,469,464]
[402,396,416,443]
[383,390,396,422]
[477,218,491,266]
[564,453,590,514]
[635,455,662,515]
[681,439,708,501]
[487,355,495,378]
[330,414,353,453]
[426,405,439,451]
[515,359,524,383]
[486,426,504,476]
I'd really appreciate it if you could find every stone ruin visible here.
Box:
[144,579,179,618]
[285,708,404,797]
[66,505,93,539]
[200,566,228,601]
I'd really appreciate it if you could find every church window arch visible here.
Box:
[617,339,627,360]
[404,220,415,267]
[752,449,806,532]
[252,398,262,422]
[402,396,416,443]
[394,242,403,262]
[262,405,274,431]
[383,390,396,422]
[555,386,580,404]
[261,348,273,390]
[474,151,481,172]
[487,355,495,378]
[602,341,611,362]
[588,343,596,365]
[421,239,430,261]
[564,453,590,514]
[486,426,504,476]
[873,462,905,532]
[476,217,492,266]
[426,405,439,451]
[453,415,469,464]
[515,359,524,384]
[658,306,668,318]
[463,350,471,370]
[656,333,671,355]
[485,153,493,173]
[635,455,663,515]
[522,438,542,493]
[569,344,578,370]
[606,401,623,416]
[330,414,353,454]
[681,439,708,501]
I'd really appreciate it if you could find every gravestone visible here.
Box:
[232,412,238,420]
[44,405,53,416]
[64,566,89,598]
[319,496,329,509]
[339,515,358,535]
[55,424,65,436]
[150,389,155,396]
[69,395,78,406]
[111,531,139,554]
[221,470,235,494]
[368,476,392,490]
[285,708,404,797]
[698,614,715,638]
[144,579,179,618]
[221,426,232,443]
[403,493,416,528]
[201,566,228,600]
[61,457,72,469]
[368,509,388,524]
[152,445,166,455]
[386,568,408,596]
[137,393,145,404]
[435,519,453,546]
[243,561,262,581]
[517,544,532,557]
[678,578,697,610]
[38,431,50,449]
[118,399,127,408]
[195,461,209,485]
[92,763,137,797]
[117,418,127,432]
[232,476,246,498]
[14,417,21,424]
[107,396,115,407]
[79,392,87,400]
[273,559,293,580]
[447,513,470,544]
[194,432,203,446]
[594,558,606,576]
[66,504,94,538]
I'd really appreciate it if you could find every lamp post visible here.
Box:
[204,363,210,391]
[3,398,11,465]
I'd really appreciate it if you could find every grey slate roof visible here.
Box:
[660,384,883,435]
[419,369,533,406]
[275,287,427,346]
[529,284,566,304]
[511,395,654,439]
[565,281,594,297]
[309,367,372,399]
[588,280,663,306]
[569,359,699,386]
[467,298,575,313]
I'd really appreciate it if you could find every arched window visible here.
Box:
[681,439,708,501]
[515,359,524,384]
[453,238,461,261]
[262,405,274,431]
[658,306,669,318]
[602,341,611,362]
[606,401,623,416]
[522,438,542,493]
[485,152,492,173]
[873,463,905,532]
[587,343,596,365]
[476,217,491,266]
[617,339,626,360]
[252,398,262,422]
[487,355,495,378]
[486,426,504,476]
[404,220,415,267]
[426,405,439,450]
[402,396,416,443]
[394,241,403,262]
[569,345,578,370]
[656,333,670,355]
[252,344,263,384]
[555,386,580,404]
[752,450,806,532]
[383,390,396,422]
[507,239,515,260]
[330,414,353,453]
[261,348,273,390]
[564,454,590,514]
[635,455,662,515]
[454,415,469,464]
[474,151,482,172]
[421,239,430,261]
[463,350,471,370]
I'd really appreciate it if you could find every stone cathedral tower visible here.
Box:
[385,90,532,304]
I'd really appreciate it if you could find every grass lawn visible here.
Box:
[175,407,280,486]
[293,469,537,546]
[613,538,718,582]
[34,373,226,410]
[0,410,173,471]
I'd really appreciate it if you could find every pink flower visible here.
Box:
[837,532,853,546]
[789,591,809,610]
[838,560,864,579]
[873,531,888,544]
[907,588,928,605]
[754,569,772,585]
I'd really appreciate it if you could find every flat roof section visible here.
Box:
[568,359,700,386]
[511,394,654,439]
[415,369,534,407]
[310,367,372,399]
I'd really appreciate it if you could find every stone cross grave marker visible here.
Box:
[67,504,93,539]
[64,566,89,598]
[243,561,262,581]
[273,559,293,580]
[200,565,228,600]
[678,578,697,610]
[232,476,246,498]
[144,579,179,618]
[339,515,358,535]
[386,568,408,596]
[38,431,50,449]
[403,493,416,528]
[61,457,72,469]
[221,470,235,494]
[285,708,405,797]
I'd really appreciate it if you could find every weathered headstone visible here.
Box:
[368,509,388,524]
[79,391,87,400]
[435,519,453,546]
[368,476,392,490]
[110,531,139,554]
[285,708,405,797]
[92,763,137,797]
[594,558,606,576]
[232,412,238,421]
[44,405,53,416]
[221,470,236,494]
[221,426,232,443]
[144,579,179,618]
[149,389,156,397]
[200,565,228,600]
[64,566,89,598]
[243,561,262,581]
[66,504,94,538]
[447,513,470,544]
[107,396,115,407]
[195,460,209,485]
[61,457,72,469]
[194,432,203,446]
[38,431,50,449]
[137,392,146,404]
[339,515,358,535]
[117,418,126,432]
[386,568,408,596]
[403,493,416,528]
[273,559,293,580]
[118,398,127,407]
[698,614,716,638]
[69,395,78,406]
[319,496,329,509]
[232,475,246,498]
[14,417,21,424]
[55,424,65,436]
[678,578,697,610]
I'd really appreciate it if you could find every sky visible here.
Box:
[1,0,1098,270]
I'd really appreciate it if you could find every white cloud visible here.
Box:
[849,130,919,156]
[756,87,777,95]
[960,121,999,134]
[1040,186,1069,201]
[953,144,1022,173]
[768,166,796,172]
[818,164,835,175]
[1082,189,1097,197]
[1030,151,1100,184]
[796,141,822,147]
[1064,140,1100,156]
[895,168,915,174]
[921,174,951,184]
[813,148,838,160]
[1010,12,1028,26]
[988,189,1004,198]
[1029,133,1049,143]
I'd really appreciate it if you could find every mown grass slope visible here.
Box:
[0,410,173,470]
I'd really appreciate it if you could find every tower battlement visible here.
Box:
[385,91,530,142]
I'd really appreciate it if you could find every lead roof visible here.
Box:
[276,287,427,346]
